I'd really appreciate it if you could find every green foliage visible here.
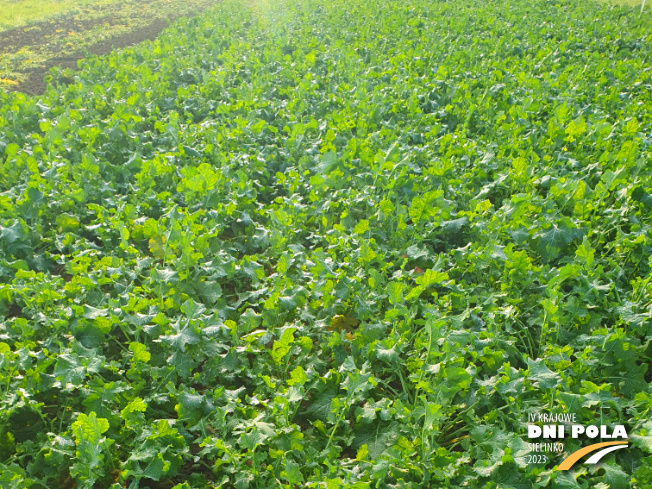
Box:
[70,412,111,488]
[0,0,651,487]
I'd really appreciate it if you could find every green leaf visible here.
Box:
[352,420,398,459]
[415,269,448,288]
[316,151,338,175]
[386,281,405,305]
[379,199,395,215]
[55,352,102,388]
[601,462,629,489]
[533,222,586,262]
[82,305,107,320]
[526,358,560,390]
[180,299,205,319]
[129,342,151,363]
[287,366,308,386]
[271,327,296,364]
[0,220,27,244]
[354,219,370,235]
[342,364,376,402]
[281,459,303,486]
[70,412,110,487]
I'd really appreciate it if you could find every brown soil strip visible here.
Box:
[0,16,117,54]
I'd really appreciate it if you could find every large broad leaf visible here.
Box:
[487,463,535,489]
[281,459,303,486]
[54,354,87,386]
[342,366,375,402]
[0,220,27,244]
[55,351,102,388]
[386,281,405,305]
[316,151,338,175]
[351,420,399,459]
[304,387,338,420]
[526,358,560,390]
[532,222,586,262]
[160,319,201,352]
[470,425,511,476]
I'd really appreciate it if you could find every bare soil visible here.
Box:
[0,16,116,55]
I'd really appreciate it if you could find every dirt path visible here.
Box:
[0,17,116,54]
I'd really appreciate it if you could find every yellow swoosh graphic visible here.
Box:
[557,441,628,470]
